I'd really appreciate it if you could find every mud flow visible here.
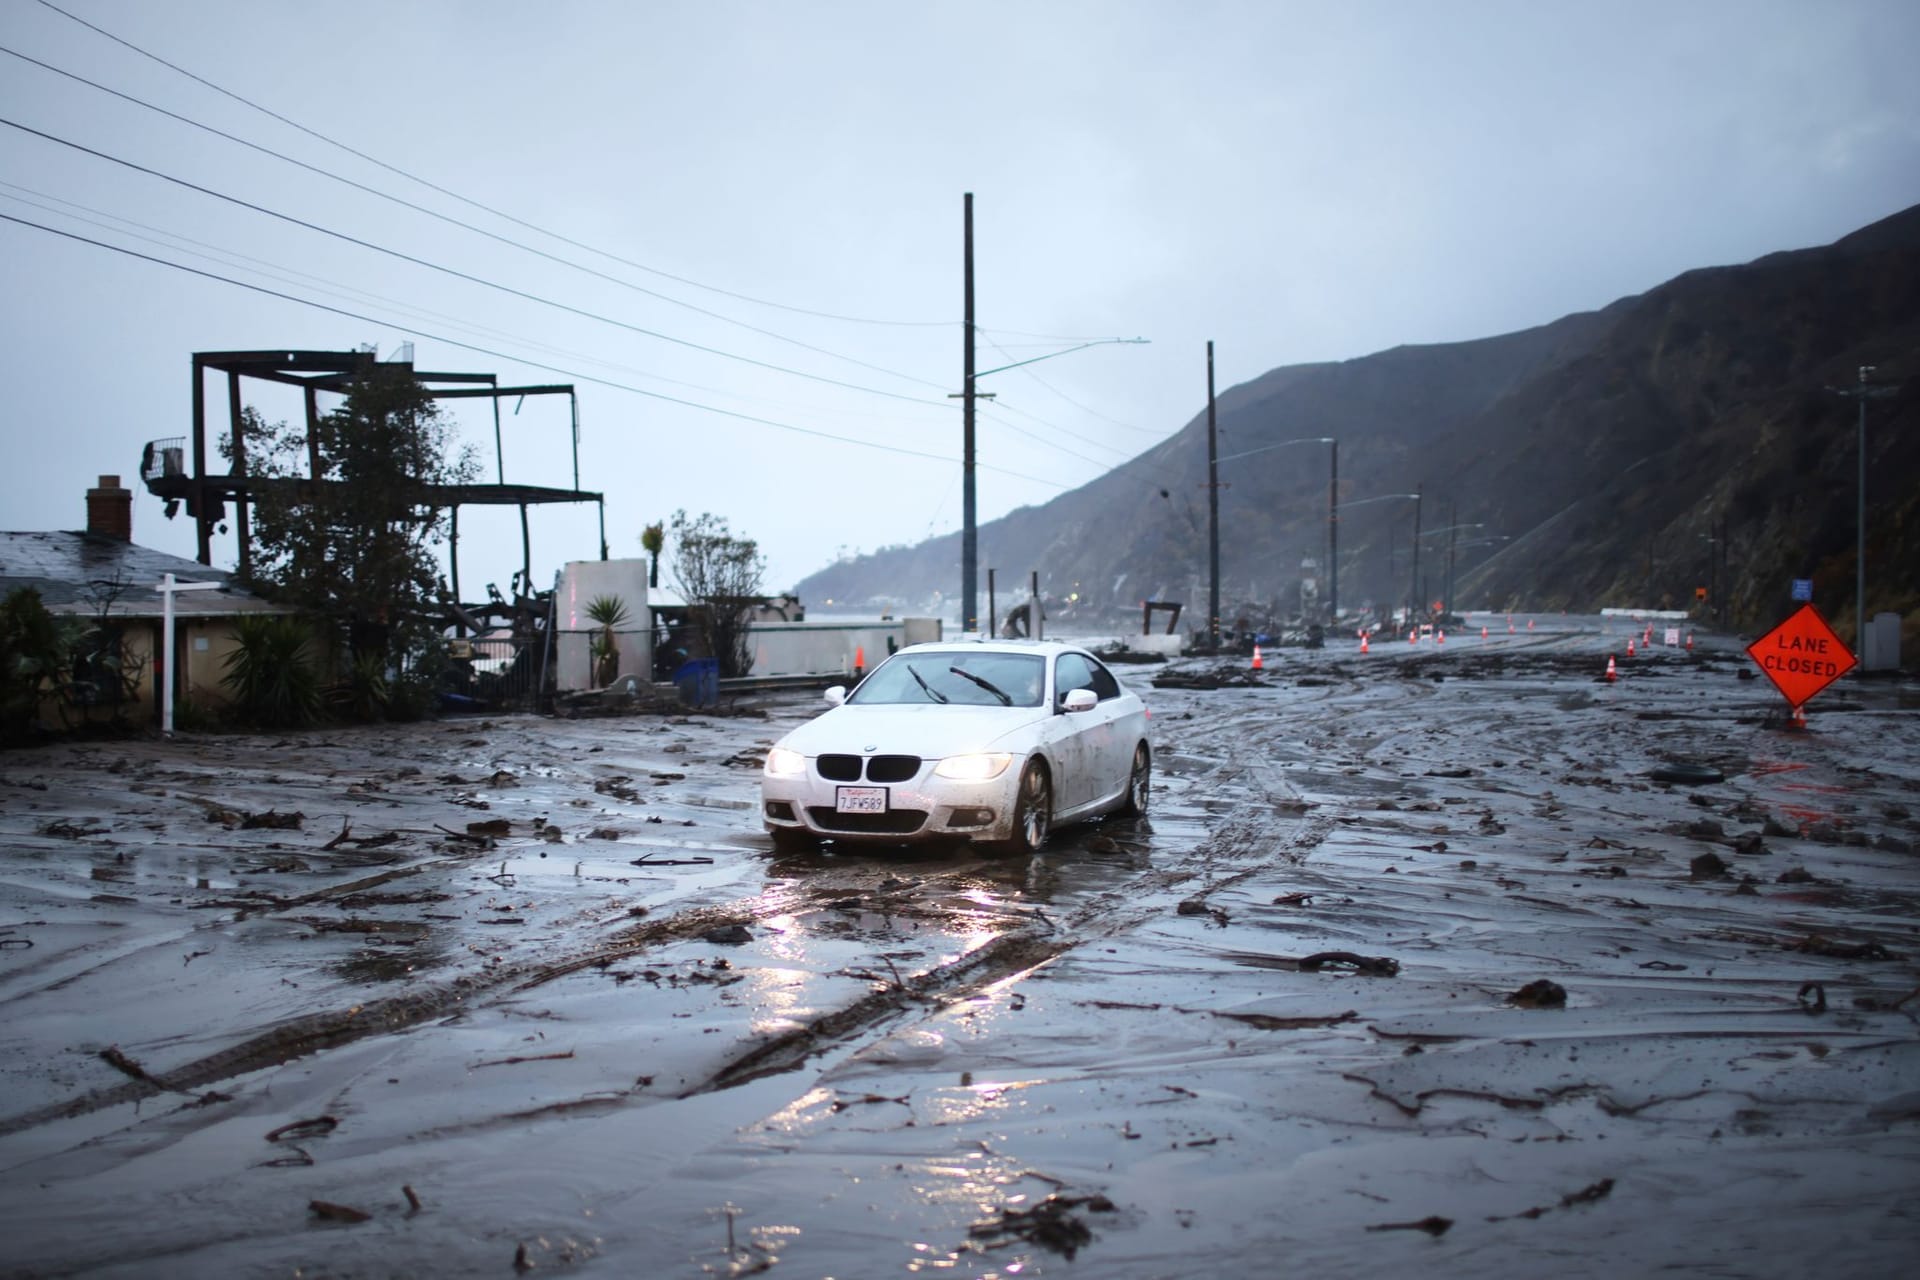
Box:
[2,618,1916,1277]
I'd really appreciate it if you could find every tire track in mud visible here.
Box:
[0,694,1337,1137]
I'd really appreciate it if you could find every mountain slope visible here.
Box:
[800,205,1920,643]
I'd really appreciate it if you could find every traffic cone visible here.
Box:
[1251,644,1263,671]
[1626,638,1636,658]
[1360,632,1370,654]
[1790,704,1806,730]
[1408,629,1417,644]
[1437,629,1446,645]
[1481,625,1488,639]
[1605,655,1617,682]
[854,645,865,678]
[1685,632,1694,651]
[1527,619,1535,630]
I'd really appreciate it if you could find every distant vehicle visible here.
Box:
[761,639,1150,854]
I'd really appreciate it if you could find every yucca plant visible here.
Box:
[221,614,323,728]
[586,594,629,687]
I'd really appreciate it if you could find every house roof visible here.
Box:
[0,531,289,619]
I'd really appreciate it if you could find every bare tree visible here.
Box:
[668,510,765,678]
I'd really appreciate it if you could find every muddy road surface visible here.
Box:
[2,616,1916,1277]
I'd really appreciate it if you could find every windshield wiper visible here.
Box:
[948,666,1011,706]
[908,665,949,703]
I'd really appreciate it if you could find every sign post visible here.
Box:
[155,573,222,737]
[1745,602,1856,723]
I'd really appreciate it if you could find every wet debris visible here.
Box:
[98,1045,167,1087]
[1797,982,1827,1015]
[466,818,512,837]
[630,853,716,867]
[1297,951,1399,977]
[474,1050,575,1068]
[209,808,306,830]
[37,817,106,839]
[1487,1177,1616,1222]
[1649,762,1725,785]
[308,1199,370,1225]
[266,1116,339,1143]
[1508,978,1568,1008]
[968,1192,1113,1259]
[1176,897,1229,925]
[828,1091,910,1113]
[1690,852,1730,879]
[1791,934,1895,961]
[1365,1215,1453,1237]
[702,924,754,945]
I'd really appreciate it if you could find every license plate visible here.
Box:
[836,786,887,814]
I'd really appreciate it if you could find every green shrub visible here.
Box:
[221,614,323,728]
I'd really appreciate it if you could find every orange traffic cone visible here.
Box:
[1527,619,1535,630]
[1251,644,1263,671]
[1626,638,1636,658]
[1481,625,1488,639]
[1685,632,1694,651]
[1605,655,1617,682]
[1437,629,1446,645]
[1408,629,1417,644]
[854,645,865,678]
[1360,632,1370,654]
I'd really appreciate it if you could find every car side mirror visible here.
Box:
[1061,687,1097,713]
[824,685,847,707]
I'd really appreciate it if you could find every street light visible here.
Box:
[1215,435,1337,623]
[1419,520,1486,620]
[1333,491,1421,625]
[953,191,1146,633]
[1830,365,1898,651]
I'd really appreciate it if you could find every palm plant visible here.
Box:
[586,594,630,687]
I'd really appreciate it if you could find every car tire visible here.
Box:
[1118,742,1150,816]
[989,761,1052,856]
[768,825,819,852]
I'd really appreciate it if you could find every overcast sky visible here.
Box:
[5,0,1917,599]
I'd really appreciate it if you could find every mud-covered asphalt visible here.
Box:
[1,615,1916,1278]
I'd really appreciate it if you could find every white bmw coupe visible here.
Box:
[761,639,1151,854]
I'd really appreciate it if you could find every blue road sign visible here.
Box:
[1791,579,1813,602]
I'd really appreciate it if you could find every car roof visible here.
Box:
[890,639,1089,658]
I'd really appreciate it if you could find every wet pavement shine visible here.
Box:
[1,615,1916,1277]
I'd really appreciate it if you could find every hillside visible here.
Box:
[799,205,1920,644]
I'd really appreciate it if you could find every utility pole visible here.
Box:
[1831,366,1897,648]
[1327,439,1338,626]
[961,193,977,634]
[1206,341,1220,648]
[1408,483,1423,624]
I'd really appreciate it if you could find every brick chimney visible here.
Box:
[86,475,132,542]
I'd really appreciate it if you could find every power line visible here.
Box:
[980,327,1166,438]
[0,178,930,420]
[0,41,954,394]
[0,114,952,408]
[0,209,1068,490]
[34,0,954,330]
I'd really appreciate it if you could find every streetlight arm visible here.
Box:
[1216,435,1334,464]
[976,337,1150,378]
[1333,492,1421,511]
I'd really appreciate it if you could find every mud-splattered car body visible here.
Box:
[761,639,1150,852]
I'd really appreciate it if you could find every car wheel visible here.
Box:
[768,825,818,852]
[990,761,1052,856]
[1118,742,1150,816]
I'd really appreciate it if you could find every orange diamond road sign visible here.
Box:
[1746,603,1856,708]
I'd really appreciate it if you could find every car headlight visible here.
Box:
[933,752,1014,781]
[764,746,808,779]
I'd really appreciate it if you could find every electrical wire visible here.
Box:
[0,114,954,408]
[0,42,954,393]
[0,178,937,422]
[35,0,955,330]
[0,209,1067,489]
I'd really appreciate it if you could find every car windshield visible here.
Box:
[850,651,1046,707]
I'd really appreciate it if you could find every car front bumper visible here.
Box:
[761,759,1026,845]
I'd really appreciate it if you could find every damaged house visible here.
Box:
[1,476,291,731]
